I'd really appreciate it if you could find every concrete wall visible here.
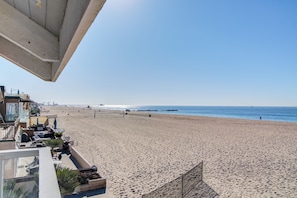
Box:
[69,145,92,169]
[76,178,106,193]
[0,140,15,150]
[69,145,107,193]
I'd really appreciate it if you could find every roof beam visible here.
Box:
[0,37,52,81]
[52,0,106,81]
[0,1,59,62]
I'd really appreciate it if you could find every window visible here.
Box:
[6,103,19,122]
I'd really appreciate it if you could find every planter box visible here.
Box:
[75,177,106,193]
[68,145,107,194]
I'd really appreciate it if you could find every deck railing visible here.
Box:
[0,148,61,198]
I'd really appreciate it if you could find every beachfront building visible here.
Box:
[0,86,31,125]
[0,86,31,146]
[0,86,107,197]
[0,1,107,197]
[0,86,58,197]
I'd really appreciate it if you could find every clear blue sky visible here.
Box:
[1,0,297,106]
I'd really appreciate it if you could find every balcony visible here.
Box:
[0,148,61,198]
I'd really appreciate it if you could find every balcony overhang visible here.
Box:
[0,0,106,82]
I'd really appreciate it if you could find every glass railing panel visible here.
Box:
[19,110,29,123]
[1,148,60,198]
[5,114,19,122]
[2,156,39,198]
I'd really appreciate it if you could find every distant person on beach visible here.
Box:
[260,116,262,120]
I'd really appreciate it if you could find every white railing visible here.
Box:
[0,148,61,198]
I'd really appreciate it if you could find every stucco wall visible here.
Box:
[69,145,92,169]
[0,140,15,150]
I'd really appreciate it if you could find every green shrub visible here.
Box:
[54,132,63,138]
[55,166,79,195]
[44,139,63,150]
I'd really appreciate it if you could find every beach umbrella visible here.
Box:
[54,118,57,129]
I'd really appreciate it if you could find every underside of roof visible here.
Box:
[0,0,106,81]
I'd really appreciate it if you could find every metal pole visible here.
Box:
[181,173,184,198]
[0,157,3,198]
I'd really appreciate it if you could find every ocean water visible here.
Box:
[98,105,297,123]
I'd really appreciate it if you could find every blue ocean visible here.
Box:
[99,105,297,123]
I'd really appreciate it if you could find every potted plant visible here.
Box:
[54,132,63,139]
[55,166,80,197]
[44,139,63,156]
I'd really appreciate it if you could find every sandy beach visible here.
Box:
[43,106,297,198]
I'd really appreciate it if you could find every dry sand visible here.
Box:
[43,106,297,198]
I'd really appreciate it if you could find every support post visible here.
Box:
[0,157,3,198]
